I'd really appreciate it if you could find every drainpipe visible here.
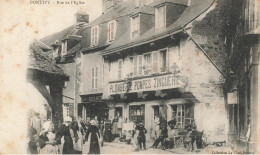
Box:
[182,28,226,79]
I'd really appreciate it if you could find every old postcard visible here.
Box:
[0,0,259,154]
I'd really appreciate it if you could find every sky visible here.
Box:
[0,0,102,153]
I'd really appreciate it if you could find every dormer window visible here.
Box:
[155,5,166,30]
[91,25,99,46]
[131,15,140,39]
[107,20,117,42]
[53,46,60,58]
[61,41,67,56]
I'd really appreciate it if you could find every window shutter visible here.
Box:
[133,56,138,76]
[138,55,143,75]
[118,60,122,80]
[95,67,98,89]
[111,21,114,40]
[152,51,158,73]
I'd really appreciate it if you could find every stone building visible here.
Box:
[225,0,260,152]
[79,0,231,143]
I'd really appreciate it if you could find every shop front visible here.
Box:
[80,93,109,123]
[107,73,195,140]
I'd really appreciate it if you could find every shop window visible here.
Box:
[91,25,99,46]
[129,105,145,124]
[131,15,140,39]
[171,104,194,128]
[91,67,99,89]
[155,5,166,30]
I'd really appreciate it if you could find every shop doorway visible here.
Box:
[85,102,109,123]
[115,107,123,118]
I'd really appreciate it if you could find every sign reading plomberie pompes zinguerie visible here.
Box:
[109,74,187,95]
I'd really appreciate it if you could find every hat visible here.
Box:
[64,116,72,123]
[40,121,52,135]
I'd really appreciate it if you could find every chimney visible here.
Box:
[75,11,89,23]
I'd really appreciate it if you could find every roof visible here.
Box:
[40,26,74,47]
[101,0,215,55]
[81,2,134,52]
[65,43,82,56]
[33,39,51,51]
[28,43,69,78]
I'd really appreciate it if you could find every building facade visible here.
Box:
[79,0,231,143]
[225,0,260,152]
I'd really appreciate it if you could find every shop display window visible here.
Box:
[129,105,145,124]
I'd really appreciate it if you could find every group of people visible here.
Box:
[27,113,103,154]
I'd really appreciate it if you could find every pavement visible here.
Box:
[83,141,233,154]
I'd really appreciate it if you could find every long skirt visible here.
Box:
[40,144,60,154]
[85,133,100,154]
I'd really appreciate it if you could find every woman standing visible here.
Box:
[85,120,101,154]
[39,121,60,154]
[55,116,75,154]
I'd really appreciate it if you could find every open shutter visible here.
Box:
[95,67,98,89]
[118,60,122,80]
[152,51,158,73]
[138,55,143,75]
[133,56,138,76]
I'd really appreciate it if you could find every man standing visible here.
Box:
[135,122,147,150]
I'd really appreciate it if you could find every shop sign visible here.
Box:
[227,91,238,104]
[81,94,102,102]
[109,74,187,95]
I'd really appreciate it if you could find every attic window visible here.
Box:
[107,20,117,42]
[155,5,166,30]
[131,15,140,39]
[61,41,67,56]
[91,25,99,46]
[53,46,60,58]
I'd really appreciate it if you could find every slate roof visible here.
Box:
[100,0,215,55]
[28,43,69,78]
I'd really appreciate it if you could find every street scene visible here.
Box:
[26,0,260,154]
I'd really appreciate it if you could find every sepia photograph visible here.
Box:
[0,0,259,154]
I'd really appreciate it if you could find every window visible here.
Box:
[53,46,59,58]
[132,55,143,76]
[61,41,67,56]
[118,59,123,80]
[152,51,159,73]
[107,20,117,42]
[155,5,166,30]
[129,105,145,124]
[131,15,140,39]
[91,26,99,46]
[159,49,168,72]
[171,104,194,129]
[91,67,99,89]
[172,105,185,128]
[144,53,152,75]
